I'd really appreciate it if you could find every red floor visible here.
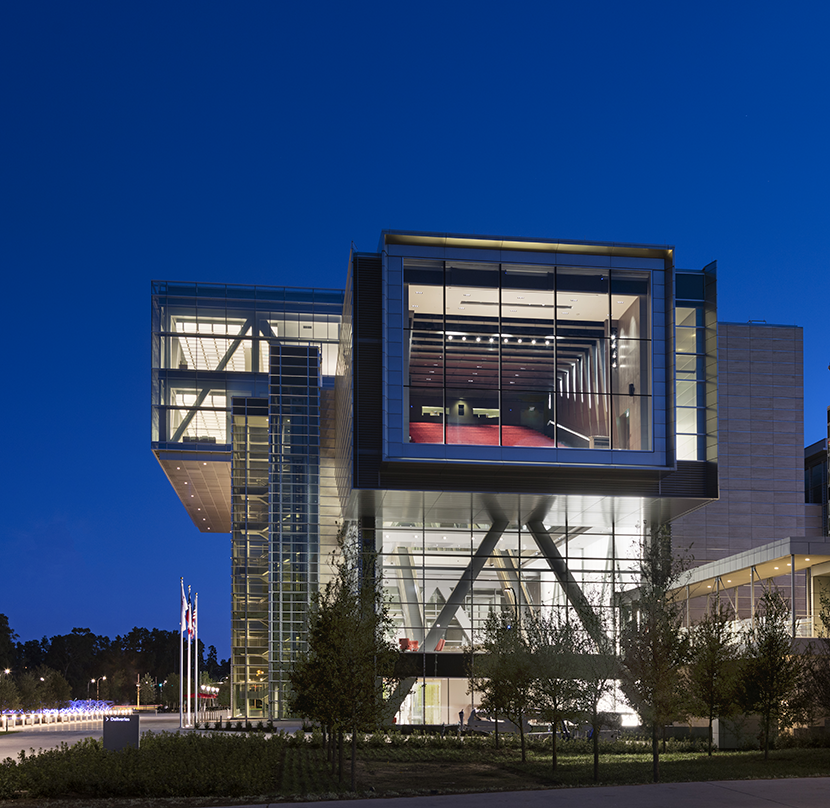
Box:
[408,422,560,447]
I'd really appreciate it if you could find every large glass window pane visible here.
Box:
[408,388,445,444]
[501,390,556,446]
[676,327,703,354]
[446,388,500,444]
[676,406,705,434]
[612,394,651,451]
[610,269,650,339]
[556,391,610,449]
[677,380,705,408]
[611,338,650,397]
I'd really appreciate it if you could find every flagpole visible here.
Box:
[179,577,185,730]
[194,592,199,725]
[187,584,192,727]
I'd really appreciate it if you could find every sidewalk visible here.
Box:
[220,778,830,808]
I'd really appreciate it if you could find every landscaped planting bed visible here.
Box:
[2,730,830,807]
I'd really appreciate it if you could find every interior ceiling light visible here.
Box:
[415,291,423,294]
[463,293,471,297]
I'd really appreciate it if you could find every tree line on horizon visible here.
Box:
[0,617,229,711]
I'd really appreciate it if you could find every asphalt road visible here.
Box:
[0,713,304,759]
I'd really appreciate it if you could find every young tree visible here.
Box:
[738,589,806,758]
[289,541,399,790]
[619,524,689,783]
[161,673,180,710]
[805,589,830,722]
[575,607,619,783]
[139,673,157,706]
[526,610,584,773]
[687,596,741,755]
[470,608,535,763]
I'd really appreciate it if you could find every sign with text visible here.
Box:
[103,714,140,751]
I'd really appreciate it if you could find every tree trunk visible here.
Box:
[592,706,599,783]
[494,710,499,749]
[338,729,344,783]
[652,722,660,783]
[351,726,357,791]
[551,722,557,773]
[519,713,526,763]
[708,712,713,756]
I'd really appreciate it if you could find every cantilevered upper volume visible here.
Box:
[150,281,344,532]
[338,230,718,532]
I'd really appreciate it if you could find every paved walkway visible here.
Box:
[221,779,830,808]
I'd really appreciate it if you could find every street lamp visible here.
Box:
[93,676,106,700]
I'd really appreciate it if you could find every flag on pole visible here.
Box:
[180,578,187,634]
[192,595,197,639]
[187,586,193,638]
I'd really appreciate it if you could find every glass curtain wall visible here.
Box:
[230,347,323,721]
[231,398,270,718]
[151,282,341,447]
[404,261,651,450]
[382,515,642,724]
[269,346,322,719]
[675,305,707,461]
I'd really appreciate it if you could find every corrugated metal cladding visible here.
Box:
[352,254,383,489]
[660,460,718,499]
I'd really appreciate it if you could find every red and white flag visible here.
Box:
[180,578,188,634]
[187,586,193,638]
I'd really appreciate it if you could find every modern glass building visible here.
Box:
[151,230,822,722]
[151,282,343,717]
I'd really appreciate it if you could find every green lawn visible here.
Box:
[1,732,830,808]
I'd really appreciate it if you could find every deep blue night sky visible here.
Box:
[3,1,828,658]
